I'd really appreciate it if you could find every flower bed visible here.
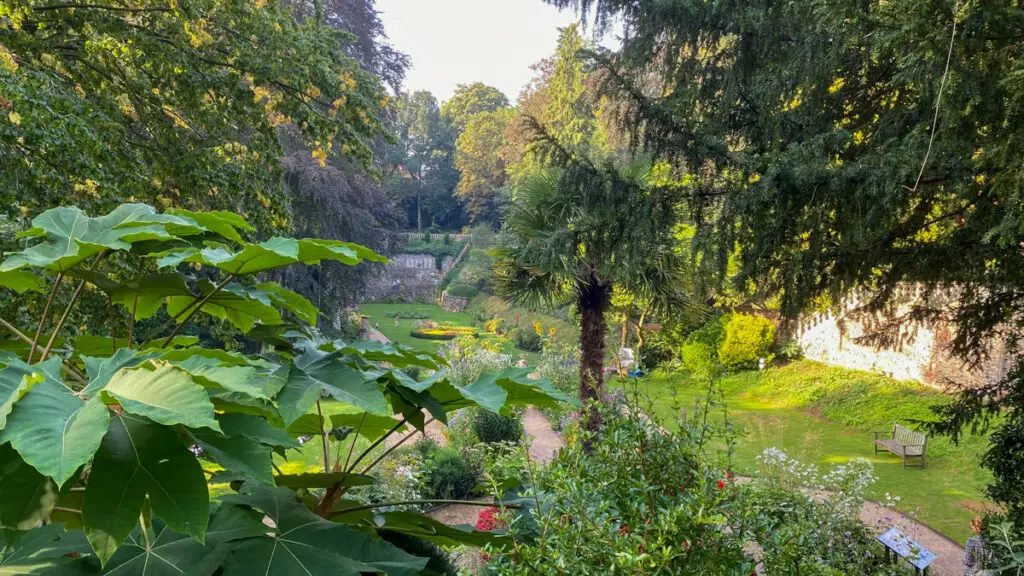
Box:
[410,326,479,340]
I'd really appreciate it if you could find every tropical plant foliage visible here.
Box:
[0,203,575,574]
[495,144,697,435]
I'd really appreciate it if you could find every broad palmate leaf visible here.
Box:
[0,358,109,487]
[1,205,199,273]
[100,364,221,432]
[219,485,426,576]
[153,237,385,275]
[83,415,209,565]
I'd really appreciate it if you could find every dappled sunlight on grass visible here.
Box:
[619,360,994,543]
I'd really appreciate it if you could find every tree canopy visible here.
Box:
[441,82,510,131]
[0,0,387,232]
[547,0,1024,525]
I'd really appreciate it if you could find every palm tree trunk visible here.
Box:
[577,276,610,440]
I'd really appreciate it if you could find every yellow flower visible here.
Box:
[533,321,542,336]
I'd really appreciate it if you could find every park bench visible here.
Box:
[874,423,928,468]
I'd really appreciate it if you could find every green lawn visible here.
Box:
[620,361,995,543]
[357,302,537,362]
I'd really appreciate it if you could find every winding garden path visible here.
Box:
[359,326,962,574]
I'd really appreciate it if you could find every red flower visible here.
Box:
[476,507,506,531]
[617,524,631,536]
[726,472,734,479]
[717,480,726,489]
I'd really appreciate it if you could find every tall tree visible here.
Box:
[495,128,693,437]
[0,0,386,233]
[547,0,1024,523]
[278,0,408,326]
[441,82,510,131]
[382,91,461,230]
[504,24,599,186]
[454,108,516,225]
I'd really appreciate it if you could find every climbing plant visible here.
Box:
[0,203,575,573]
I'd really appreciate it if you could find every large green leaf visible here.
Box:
[371,367,448,393]
[329,410,407,442]
[101,364,220,432]
[218,414,297,449]
[0,523,91,575]
[1,205,186,273]
[293,349,389,415]
[190,425,274,486]
[0,271,44,294]
[375,511,511,549]
[153,237,384,276]
[101,518,216,576]
[438,367,577,414]
[256,282,318,325]
[338,341,441,370]
[83,415,209,564]
[0,444,58,530]
[81,272,194,321]
[0,360,109,487]
[273,363,325,427]
[0,357,41,430]
[81,350,151,399]
[219,486,426,576]
[167,357,269,401]
[165,209,253,244]
[165,281,282,333]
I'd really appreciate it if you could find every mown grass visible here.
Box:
[619,360,996,543]
[357,302,539,362]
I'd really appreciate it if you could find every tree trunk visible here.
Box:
[416,191,422,233]
[577,276,610,442]
[620,318,629,349]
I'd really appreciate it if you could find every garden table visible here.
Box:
[877,526,937,574]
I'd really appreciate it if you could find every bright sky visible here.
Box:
[375,0,618,103]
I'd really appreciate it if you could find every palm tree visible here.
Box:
[495,144,696,437]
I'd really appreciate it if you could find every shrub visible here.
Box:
[421,448,480,500]
[442,232,451,245]
[472,410,523,443]
[447,284,478,298]
[513,328,543,352]
[487,403,906,575]
[680,316,724,370]
[718,313,776,369]
[422,231,431,243]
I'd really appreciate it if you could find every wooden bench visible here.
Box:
[874,423,927,468]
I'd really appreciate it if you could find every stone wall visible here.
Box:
[440,293,470,312]
[793,289,1013,389]
[363,253,441,303]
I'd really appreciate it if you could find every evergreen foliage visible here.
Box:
[472,409,523,444]
[547,0,1024,525]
